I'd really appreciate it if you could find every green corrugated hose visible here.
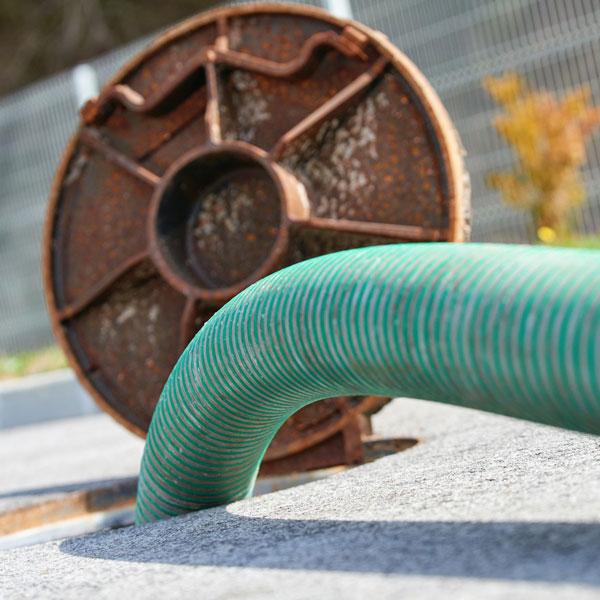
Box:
[136,243,599,524]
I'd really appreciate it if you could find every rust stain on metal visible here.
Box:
[0,479,137,536]
[43,4,469,474]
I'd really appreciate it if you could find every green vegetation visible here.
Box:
[552,234,600,249]
[484,72,600,242]
[0,346,67,381]
[1,0,215,96]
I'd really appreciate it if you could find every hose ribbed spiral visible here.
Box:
[136,243,600,524]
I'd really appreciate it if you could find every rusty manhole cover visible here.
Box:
[43,4,469,473]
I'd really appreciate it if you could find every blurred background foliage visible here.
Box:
[0,0,215,96]
[0,346,66,380]
[484,73,600,244]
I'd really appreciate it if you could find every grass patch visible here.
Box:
[0,346,67,381]
[551,234,600,249]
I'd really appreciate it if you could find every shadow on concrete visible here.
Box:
[60,508,600,584]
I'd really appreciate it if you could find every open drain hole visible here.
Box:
[255,437,419,495]
[362,437,419,462]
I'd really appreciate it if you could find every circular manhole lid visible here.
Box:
[43,4,469,465]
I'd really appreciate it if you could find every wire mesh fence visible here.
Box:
[353,0,600,241]
[0,35,153,353]
[1,0,600,352]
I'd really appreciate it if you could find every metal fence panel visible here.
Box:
[352,0,600,241]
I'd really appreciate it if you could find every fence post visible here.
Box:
[323,0,353,19]
[71,63,99,108]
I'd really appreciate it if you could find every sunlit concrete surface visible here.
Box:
[0,370,98,430]
[2,398,600,599]
[0,413,142,516]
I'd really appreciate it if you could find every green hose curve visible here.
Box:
[136,243,600,524]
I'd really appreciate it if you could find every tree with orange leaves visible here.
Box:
[484,73,600,241]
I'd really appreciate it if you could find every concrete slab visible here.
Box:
[2,398,600,599]
[0,413,142,516]
[0,369,98,430]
